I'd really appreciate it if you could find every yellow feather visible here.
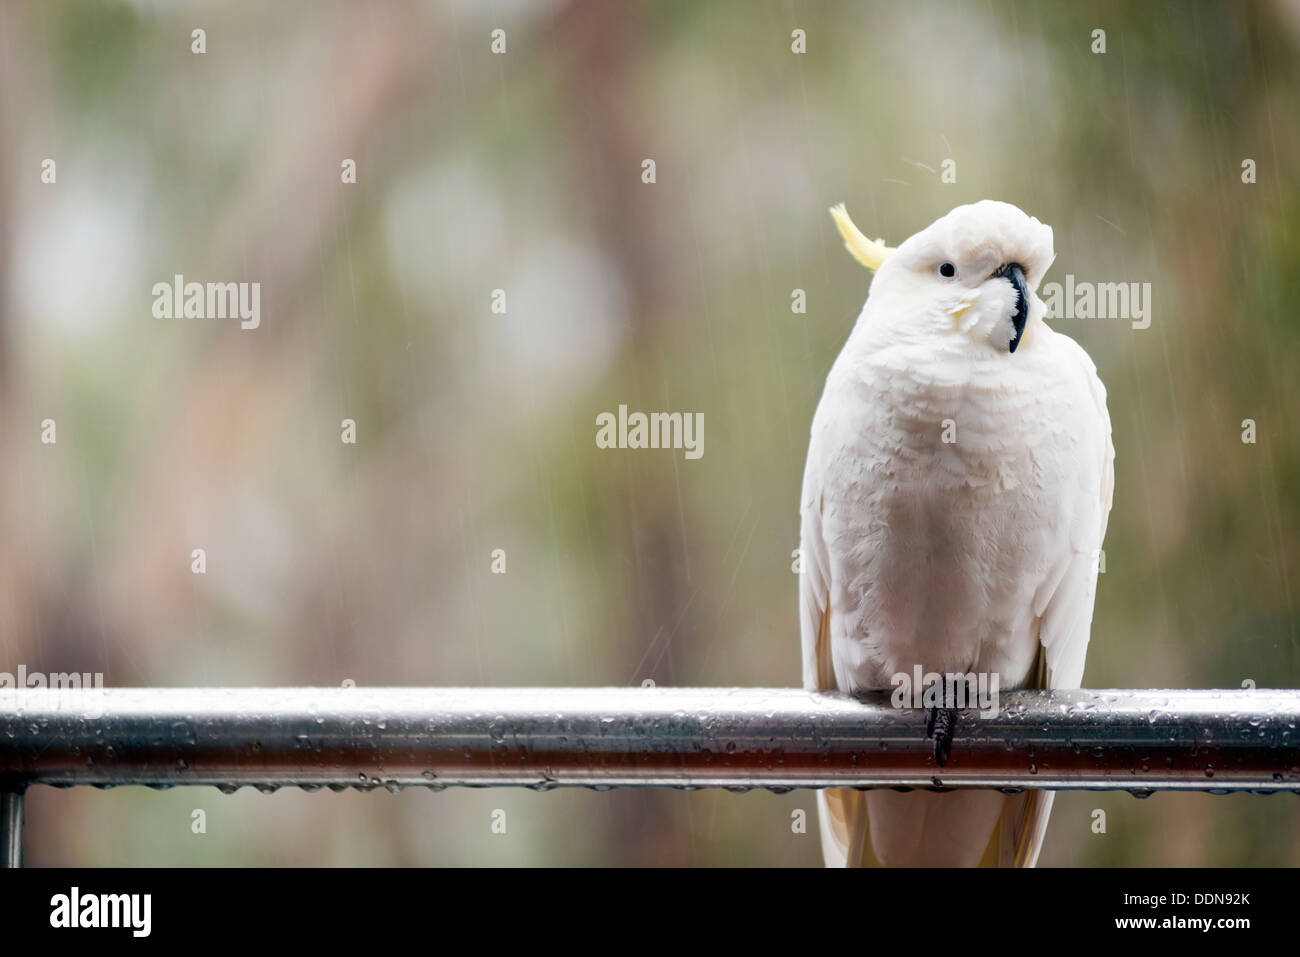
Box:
[828,203,896,272]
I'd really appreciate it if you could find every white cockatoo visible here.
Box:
[800,200,1114,867]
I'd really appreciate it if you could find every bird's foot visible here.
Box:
[926,707,958,767]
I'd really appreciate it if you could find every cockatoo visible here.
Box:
[800,200,1114,867]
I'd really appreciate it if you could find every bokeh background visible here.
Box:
[2,0,1298,865]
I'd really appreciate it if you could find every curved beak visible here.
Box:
[993,262,1029,353]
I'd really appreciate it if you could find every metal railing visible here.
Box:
[2,686,1298,866]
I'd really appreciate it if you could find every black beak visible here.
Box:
[993,262,1029,353]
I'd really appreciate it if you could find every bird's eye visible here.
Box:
[938,262,957,279]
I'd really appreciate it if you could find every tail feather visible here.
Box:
[817,788,868,867]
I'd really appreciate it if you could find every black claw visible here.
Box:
[927,707,958,767]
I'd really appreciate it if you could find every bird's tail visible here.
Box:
[816,788,871,867]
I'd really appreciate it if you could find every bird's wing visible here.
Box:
[799,441,874,867]
[798,477,834,694]
[999,335,1115,866]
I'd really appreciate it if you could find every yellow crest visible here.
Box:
[829,203,895,272]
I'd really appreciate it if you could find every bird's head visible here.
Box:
[830,200,1054,355]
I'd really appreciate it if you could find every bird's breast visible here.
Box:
[815,349,1074,690]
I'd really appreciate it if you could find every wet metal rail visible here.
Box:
[1,686,1298,866]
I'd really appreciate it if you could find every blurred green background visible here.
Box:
[2,0,1298,865]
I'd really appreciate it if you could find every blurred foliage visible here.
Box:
[1,0,1298,865]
